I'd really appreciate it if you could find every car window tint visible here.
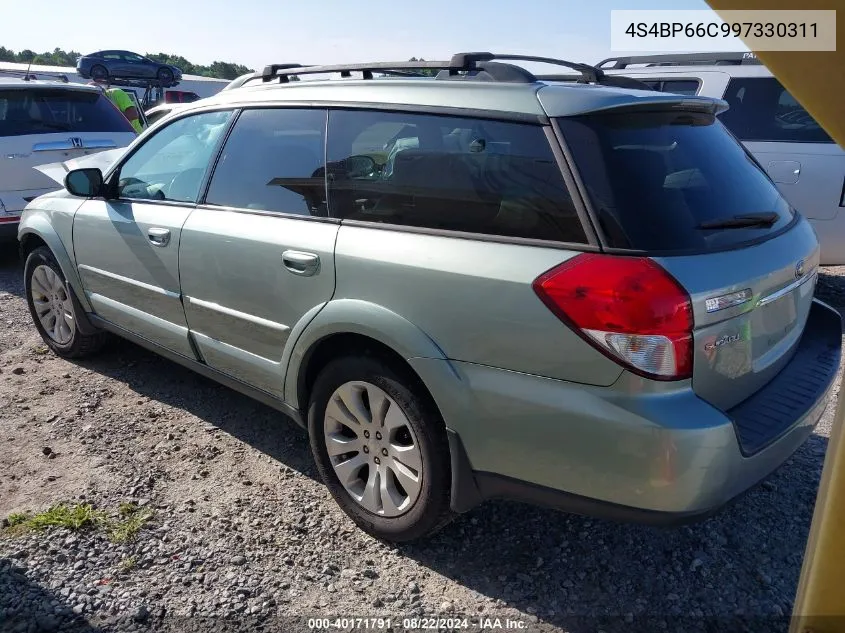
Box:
[326,110,587,243]
[659,80,700,96]
[117,110,233,203]
[205,108,328,216]
[558,110,794,253]
[0,88,135,137]
[719,77,833,143]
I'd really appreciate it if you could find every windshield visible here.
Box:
[0,88,134,137]
[557,110,795,253]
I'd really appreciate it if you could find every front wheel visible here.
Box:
[24,247,107,358]
[90,64,108,81]
[308,355,455,542]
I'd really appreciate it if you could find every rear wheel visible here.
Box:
[308,355,455,542]
[157,68,174,85]
[24,247,106,359]
[90,64,108,81]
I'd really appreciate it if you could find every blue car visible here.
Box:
[76,50,182,86]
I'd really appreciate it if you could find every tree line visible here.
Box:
[0,47,253,80]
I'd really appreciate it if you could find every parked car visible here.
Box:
[596,52,845,266]
[17,53,842,542]
[0,78,137,242]
[76,51,182,87]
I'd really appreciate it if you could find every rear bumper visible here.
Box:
[0,216,20,241]
[413,299,842,522]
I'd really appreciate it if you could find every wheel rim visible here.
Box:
[324,381,423,517]
[30,265,74,345]
[92,66,106,80]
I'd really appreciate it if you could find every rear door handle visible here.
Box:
[148,227,171,247]
[282,250,320,276]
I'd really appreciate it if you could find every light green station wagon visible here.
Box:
[18,53,841,542]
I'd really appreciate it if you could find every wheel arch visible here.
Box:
[286,299,482,514]
[18,218,91,313]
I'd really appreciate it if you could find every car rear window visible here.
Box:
[0,88,134,137]
[557,110,795,253]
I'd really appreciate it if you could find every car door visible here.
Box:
[72,108,235,359]
[178,107,338,398]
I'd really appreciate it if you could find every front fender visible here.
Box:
[18,209,90,312]
[282,298,449,409]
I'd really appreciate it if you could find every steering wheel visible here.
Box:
[118,177,165,200]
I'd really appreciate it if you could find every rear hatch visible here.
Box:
[0,84,135,214]
[556,106,819,412]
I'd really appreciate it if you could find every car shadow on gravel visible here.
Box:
[0,557,101,632]
[73,336,320,482]
[396,432,828,633]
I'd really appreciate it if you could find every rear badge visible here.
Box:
[705,288,752,313]
[704,333,741,351]
[795,259,805,279]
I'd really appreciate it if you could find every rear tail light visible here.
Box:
[532,253,694,381]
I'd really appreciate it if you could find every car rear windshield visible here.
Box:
[0,88,134,137]
[557,110,795,253]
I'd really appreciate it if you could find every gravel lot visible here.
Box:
[1,248,843,633]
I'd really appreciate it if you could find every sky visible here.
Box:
[2,0,724,71]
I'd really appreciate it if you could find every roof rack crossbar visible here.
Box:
[596,52,761,69]
[255,52,609,85]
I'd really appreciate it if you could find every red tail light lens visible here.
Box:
[532,253,694,380]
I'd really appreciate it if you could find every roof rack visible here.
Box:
[596,52,762,69]
[255,52,614,85]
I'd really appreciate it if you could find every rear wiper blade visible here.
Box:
[697,212,780,230]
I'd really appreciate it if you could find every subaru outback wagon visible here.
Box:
[18,53,842,542]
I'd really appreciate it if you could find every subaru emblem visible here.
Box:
[795,260,805,279]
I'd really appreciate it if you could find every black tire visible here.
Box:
[157,68,174,85]
[308,355,455,542]
[24,247,107,359]
[90,65,108,81]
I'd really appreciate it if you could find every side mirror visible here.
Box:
[65,168,104,198]
[345,155,377,178]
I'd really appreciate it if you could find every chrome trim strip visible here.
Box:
[77,264,180,299]
[186,296,290,333]
[32,139,118,152]
[757,268,817,307]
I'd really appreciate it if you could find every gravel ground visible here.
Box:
[1,249,844,633]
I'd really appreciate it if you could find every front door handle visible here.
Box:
[282,250,320,276]
[148,227,171,247]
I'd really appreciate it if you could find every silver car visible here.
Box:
[17,53,842,542]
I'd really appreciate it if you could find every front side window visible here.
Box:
[719,77,833,143]
[116,110,233,202]
[325,110,587,243]
[205,108,328,215]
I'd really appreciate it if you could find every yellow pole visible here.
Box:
[702,2,845,630]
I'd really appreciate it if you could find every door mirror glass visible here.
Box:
[345,154,377,178]
[65,168,104,197]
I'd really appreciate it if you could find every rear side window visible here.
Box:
[641,79,700,96]
[719,77,833,143]
[558,110,794,253]
[326,110,587,243]
[0,88,135,137]
[205,108,328,216]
